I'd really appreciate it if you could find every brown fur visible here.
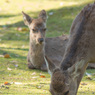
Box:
[45,3,95,95]
[60,4,92,70]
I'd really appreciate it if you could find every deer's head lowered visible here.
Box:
[45,56,87,95]
[45,56,71,95]
[22,10,47,45]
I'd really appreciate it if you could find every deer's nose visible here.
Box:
[38,38,44,43]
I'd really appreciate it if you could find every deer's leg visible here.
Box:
[27,52,35,69]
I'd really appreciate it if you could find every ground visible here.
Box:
[0,0,95,95]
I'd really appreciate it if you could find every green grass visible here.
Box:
[0,0,95,95]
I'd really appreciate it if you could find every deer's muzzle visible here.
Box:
[38,38,44,44]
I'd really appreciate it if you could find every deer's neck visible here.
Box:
[29,40,45,56]
[60,13,89,70]
[60,40,89,71]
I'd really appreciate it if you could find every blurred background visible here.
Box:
[0,0,95,95]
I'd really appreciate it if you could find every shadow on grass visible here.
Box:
[0,33,29,41]
[0,1,90,30]
[0,47,28,51]
[0,11,39,28]
[46,2,91,33]
[0,13,21,18]
[0,48,27,59]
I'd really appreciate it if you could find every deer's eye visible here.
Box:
[32,29,37,32]
[43,28,47,31]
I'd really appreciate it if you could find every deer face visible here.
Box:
[50,69,70,95]
[22,10,47,45]
[29,19,46,44]
[44,56,71,95]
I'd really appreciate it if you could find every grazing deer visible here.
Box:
[22,10,68,71]
[45,3,95,95]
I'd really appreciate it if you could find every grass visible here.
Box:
[0,0,95,95]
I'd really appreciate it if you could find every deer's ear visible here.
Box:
[22,11,32,26]
[38,10,47,22]
[44,56,56,76]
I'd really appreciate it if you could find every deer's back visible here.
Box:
[45,35,68,66]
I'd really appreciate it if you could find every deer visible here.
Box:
[45,3,95,95]
[22,10,68,71]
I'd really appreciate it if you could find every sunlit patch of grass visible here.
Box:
[0,0,95,95]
